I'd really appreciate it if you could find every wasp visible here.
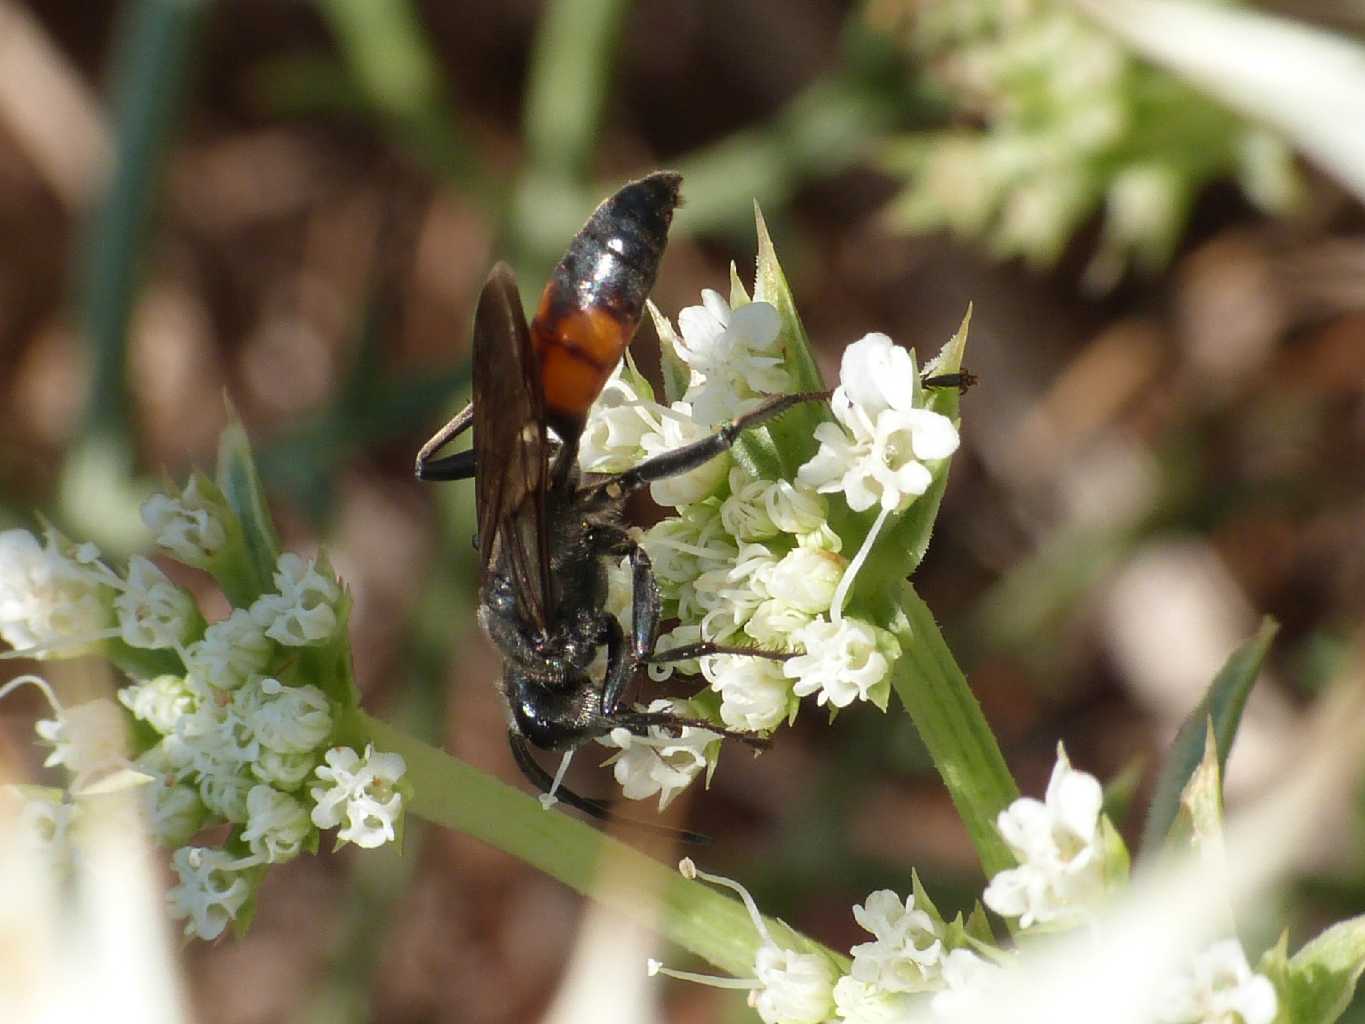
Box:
[416,172,820,833]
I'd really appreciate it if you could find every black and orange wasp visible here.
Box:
[415,172,821,835]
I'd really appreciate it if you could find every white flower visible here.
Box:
[767,547,847,615]
[833,976,915,1024]
[140,475,228,567]
[309,744,407,849]
[0,528,111,656]
[982,743,1106,929]
[744,598,813,648]
[250,552,341,646]
[784,616,898,708]
[134,755,206,846]
[752,944,840,1024]
[118,674,196,735]
[692,542,778,638]
[639,402,730,507]
[167,846,253,941]
[175,700,258,822]
[578,363,657,473]
[672,292,791,426]
[701,655,795,732]
[251,748,319,791]
[236,677,333,755]
[849,890,944,993]
[114,555,198,649]
[797,333,959,513]
[719,468,781,541]
[184,608,272,691]
[597,700,719,811]
[649,858,838,1024]
[241,785,311,863]
[641,504,734,598]
[765,479,840,551]
[1155,939,1278,1024]
[930,949,1006,1021]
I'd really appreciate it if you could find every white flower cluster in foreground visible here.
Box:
[580,286,960,806]
[0,479,407,941]
[651,747,1278,1024]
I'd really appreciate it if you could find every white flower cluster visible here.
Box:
[578,290,959,805]
[653,749,1279,1024]
[887,0,1299,288]
[0,487,407,942]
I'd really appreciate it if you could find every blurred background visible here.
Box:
[1,0,1363,1021]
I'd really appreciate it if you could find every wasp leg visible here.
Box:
[598,612,636,719]
[415,402,474,480]
[647,641,794,664]
[589,390,830,498]
[921,369,977,393]
[506,731,708,844]
[416,448,476,482]
[611,709,772,751]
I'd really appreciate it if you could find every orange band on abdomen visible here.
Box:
[532,304,632,422]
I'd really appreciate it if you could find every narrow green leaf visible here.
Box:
[1140,617,1279,857]
[356,711,849,977]
[215,411,280,602]
[1270,917,1365,1024]
[891,581,1019,877]
[729,261,751,308]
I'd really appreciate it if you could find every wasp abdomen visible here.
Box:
[531,171,681,436]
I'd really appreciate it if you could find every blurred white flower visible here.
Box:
[1155,938,1277,1024]
[167,846,253,941]
[832,975,914,1024]
[140,476,227,567]
[250,552,340,646]
[597,699,719,811]
[701,655,795,733]
[849,889,944,993]
[0,528,112,656]
[4,786,79,854]
[241,785,311,863]
[184,609,272,691]
[251,748,319,791]
[983,743,1106,929]
[784,616,898,708]
[35,698,127,780]
[930,948,1006,1021]
[798,334,958,513]
[139,771,205,847]
[309,744,407,849]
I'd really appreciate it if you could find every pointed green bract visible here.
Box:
[1141,617,1279,857]
[216,411,282,604]
[751,203,828,479]
[1262,916,1365,1024]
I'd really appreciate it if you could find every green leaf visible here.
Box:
[216,410,281,604]
[890,581,1019,877]
[1101,754,1146,826]
[1272,916,1365,1024]
[356,711,850,978]
[1140,617,1279,857]
[729,261,751,308]
[647,300,691,406]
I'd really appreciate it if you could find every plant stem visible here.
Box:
[892,583,1020,878]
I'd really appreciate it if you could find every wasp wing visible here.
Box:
[473,263,553,633]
